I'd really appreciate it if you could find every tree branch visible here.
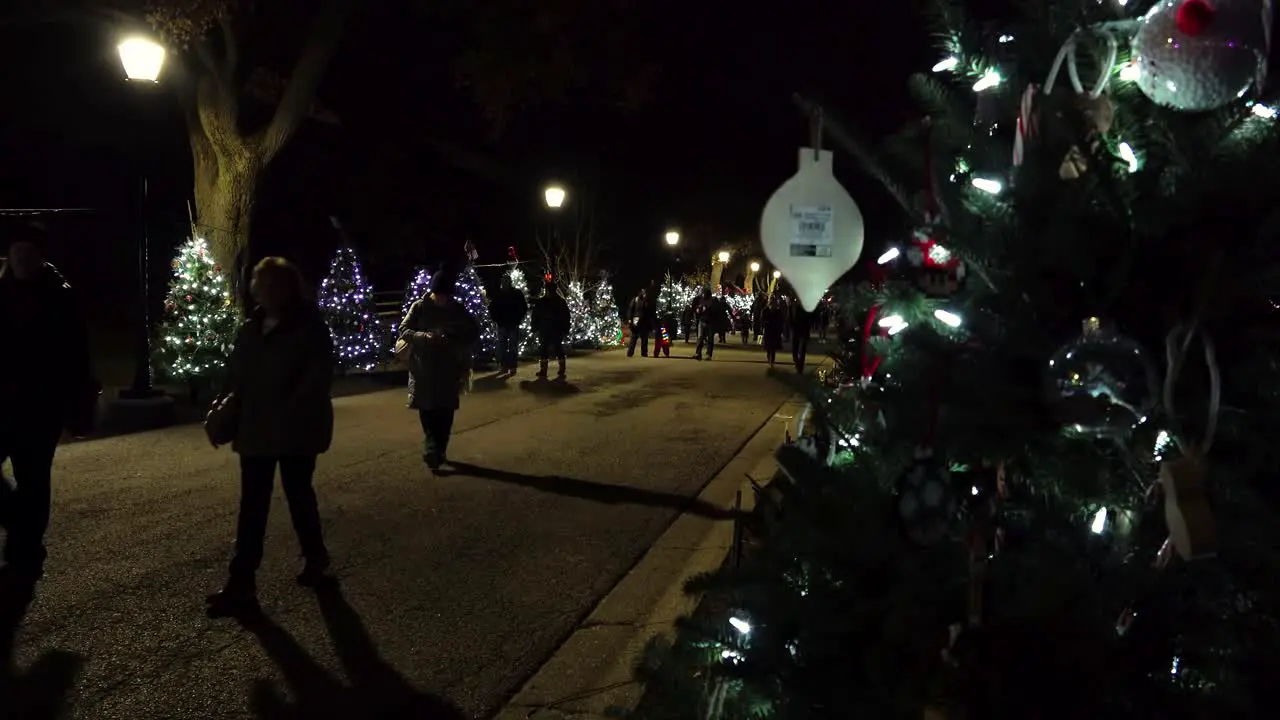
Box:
[258,0,356,160]
[218,12,239,83]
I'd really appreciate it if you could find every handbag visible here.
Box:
[204,392,240,447]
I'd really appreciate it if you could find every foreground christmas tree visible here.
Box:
[589,273,623,347]
[154,237,239,380]
[317,247,383,371]
[633,1,1280,717]
[457,263,498,362]
[565,280,592,346]
[507,263,537,355]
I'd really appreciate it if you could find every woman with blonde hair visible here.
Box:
[205,257,336,619]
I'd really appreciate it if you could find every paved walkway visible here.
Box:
[2,345,797,719]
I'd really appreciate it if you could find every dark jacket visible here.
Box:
[0,261,96,430]
[532,291,571,339]
[399,295,479,410]
[762,305,786,351]
[695,295,729,332]
[490,286,528,329]
[227,304,335,457]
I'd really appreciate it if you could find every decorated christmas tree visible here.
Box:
[154,237,239,379]
[400,266,432,330]
[457,263,498,362]
[655,273,693,321]
[317,247,383,371]
[506,263,537,355]
[589,273,623,347]
[565,280,592,346]
[633,1,1280,717]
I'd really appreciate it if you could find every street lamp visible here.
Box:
[773,270,781,279]
[717,250,731,263]
[117,35,167,403]
[750,261,761,272]
[665,231,680,246]
[544,185,566,209]
[118,37,166,82]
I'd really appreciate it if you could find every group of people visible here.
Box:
[0,226,577,621]
[622,282,830,373]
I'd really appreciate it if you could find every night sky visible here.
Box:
[0,1,932,342]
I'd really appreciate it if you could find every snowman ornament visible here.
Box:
[1131,0,1273,112]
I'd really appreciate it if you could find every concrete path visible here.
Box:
[2,344,797,719]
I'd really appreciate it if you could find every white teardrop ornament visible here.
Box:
[759,148,865,312]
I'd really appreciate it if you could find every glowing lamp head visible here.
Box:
[717,251,730,263]
[749,261,761,272]
[664,231,680,246]
[544,186,566,209]
[118,36,166,82]
[772,270,781,279]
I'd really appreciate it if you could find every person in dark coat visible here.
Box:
[0,224,97,585]
[489,275,528,374]
[531,278,571,380]
[626,289,652,357]
[206,257,336,619]
[761,295,787,368]
[399,267,480,472]
[693,287,726,361]
[791,301,814,374]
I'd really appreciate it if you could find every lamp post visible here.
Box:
[118,35,166,400]
[710,249,731,293]
[769,269,781,300]
[746,261,761,294]
[664,231,680,246]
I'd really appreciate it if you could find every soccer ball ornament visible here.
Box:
[906,229,967,297]
[896,447,958,546]
[1131,0,1272,112]
[1045,318,1159,439]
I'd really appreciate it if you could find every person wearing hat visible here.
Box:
[0,223,97,585]
[397,265,479,472]
[531,277,571,381]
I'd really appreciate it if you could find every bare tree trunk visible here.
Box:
[191,138,261,304]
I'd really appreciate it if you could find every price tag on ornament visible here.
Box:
[789,205,834,257]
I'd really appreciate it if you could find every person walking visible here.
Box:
[717,288,730,344]
[489,275,528,375]
[398,266,480,473]
[816,300,830,341]
[761,295,786,368]
[205,257,336,619]
[626,288,651,357]
[0,223,97,589]
[532,278,571,381]
[693,287,725,361]
[791,301,813,374]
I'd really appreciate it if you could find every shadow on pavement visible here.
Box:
[446,462,739,520]
[470,372,514,393]
[238,586,465,720]
[0,578,85,720]
[517,379,582,396]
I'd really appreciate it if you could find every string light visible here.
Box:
[877,248,900,264]
[506,265,537,355]
[933,309,963,327]
[971,177,1003,194]
[973,69,1001,92]
[1117,142,1140,173]
[589,275,624,346]
[565,281,593,346]
[155,237,238,378]
[318,247,384,371]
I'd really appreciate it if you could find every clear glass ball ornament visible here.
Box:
[1045,318,1158,439]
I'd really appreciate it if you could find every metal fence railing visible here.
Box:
[373,290,403,328]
